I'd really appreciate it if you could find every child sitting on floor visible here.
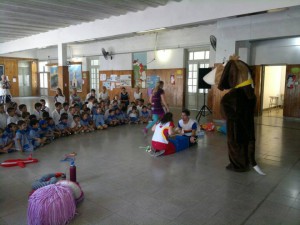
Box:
[57,113,72,136]
[106,109,119,126]
[0,103,7,129]
[6,107,19,124]
[40,99,49,113]
[15,120,34,152]
[29,119,47,149]
[115,108,127,125]
[46,117,61,139]
[0,128,14,153]
[4,122,17,141]
[38,120,53,143]
[18,104,28,116]
[42,111,50,120]
[128,106,139,124]
[52,102,62,125]
[80,112,94,132]
[93,107,108,130]
[61,102,70,114]
[71,115,84,134]
[140,105,151,124]
[33,102,43,120]
[137,99,144,115]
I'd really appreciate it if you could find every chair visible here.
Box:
[280,94,284,108]
[269,96,279,112]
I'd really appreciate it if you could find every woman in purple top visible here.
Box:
[143,81,169,135]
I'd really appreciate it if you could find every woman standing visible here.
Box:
[143,81,169,135]
[54,88,65,104]
[120,87,130,111]
[0,75,12,105]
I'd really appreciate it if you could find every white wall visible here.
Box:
[147,49,185,69]
[251,38,300,65]
[99,48,185,71]
[99,53,132,71]
[263,66,286,109]
[216,6,300,63]
[1,49,37,59]
[71,25,215,57]
[70,25,215,70]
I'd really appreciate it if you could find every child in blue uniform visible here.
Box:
[29,119,47,149]
[0,128,14,153]
[15,120,34,152]
[93,108,108,130]
[140,106,150,124]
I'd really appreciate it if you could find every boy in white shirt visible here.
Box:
[6,107,19,124]
[33,102,43,120]
[52,102,62,125]
[0,104,7,129]
[18,104,29,116]
[136,99,144,115]
[40,99,49,113]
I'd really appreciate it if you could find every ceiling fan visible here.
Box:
[210,35,217,51]
[101,48,113,60]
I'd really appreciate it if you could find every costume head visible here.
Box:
[218,55,253,90]
[203,55,253,90]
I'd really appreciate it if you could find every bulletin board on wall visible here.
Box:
[99,70,153,103]
[99,72,133,91]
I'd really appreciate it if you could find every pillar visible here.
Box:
[57,43,69,101]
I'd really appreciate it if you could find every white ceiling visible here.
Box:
[1,0,300,56]
[0,0,181,43]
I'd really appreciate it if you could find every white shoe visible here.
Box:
[253,165,266,175]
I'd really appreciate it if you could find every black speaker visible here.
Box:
[198,68,212,89]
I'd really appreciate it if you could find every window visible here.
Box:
[38,61,48,73]
[187,50,210,93]
[90,59,99,93]
[39,73,48,88]
[91,60,99,66]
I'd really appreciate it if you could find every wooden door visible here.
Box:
[284,65,300,118]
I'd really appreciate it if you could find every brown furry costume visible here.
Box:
[218,56,257,172]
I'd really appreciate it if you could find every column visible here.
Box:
[57,43,69,101]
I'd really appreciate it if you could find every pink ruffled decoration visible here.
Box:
[27,184,76,225]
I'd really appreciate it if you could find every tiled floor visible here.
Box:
[1,97,300,225]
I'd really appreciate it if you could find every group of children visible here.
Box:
[0,97,152,153]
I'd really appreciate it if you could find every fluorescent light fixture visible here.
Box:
[137,28,166,34]
[267,7,288,13]
[76,38,96,43]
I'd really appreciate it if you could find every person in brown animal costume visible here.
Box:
[204,55,265,175]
